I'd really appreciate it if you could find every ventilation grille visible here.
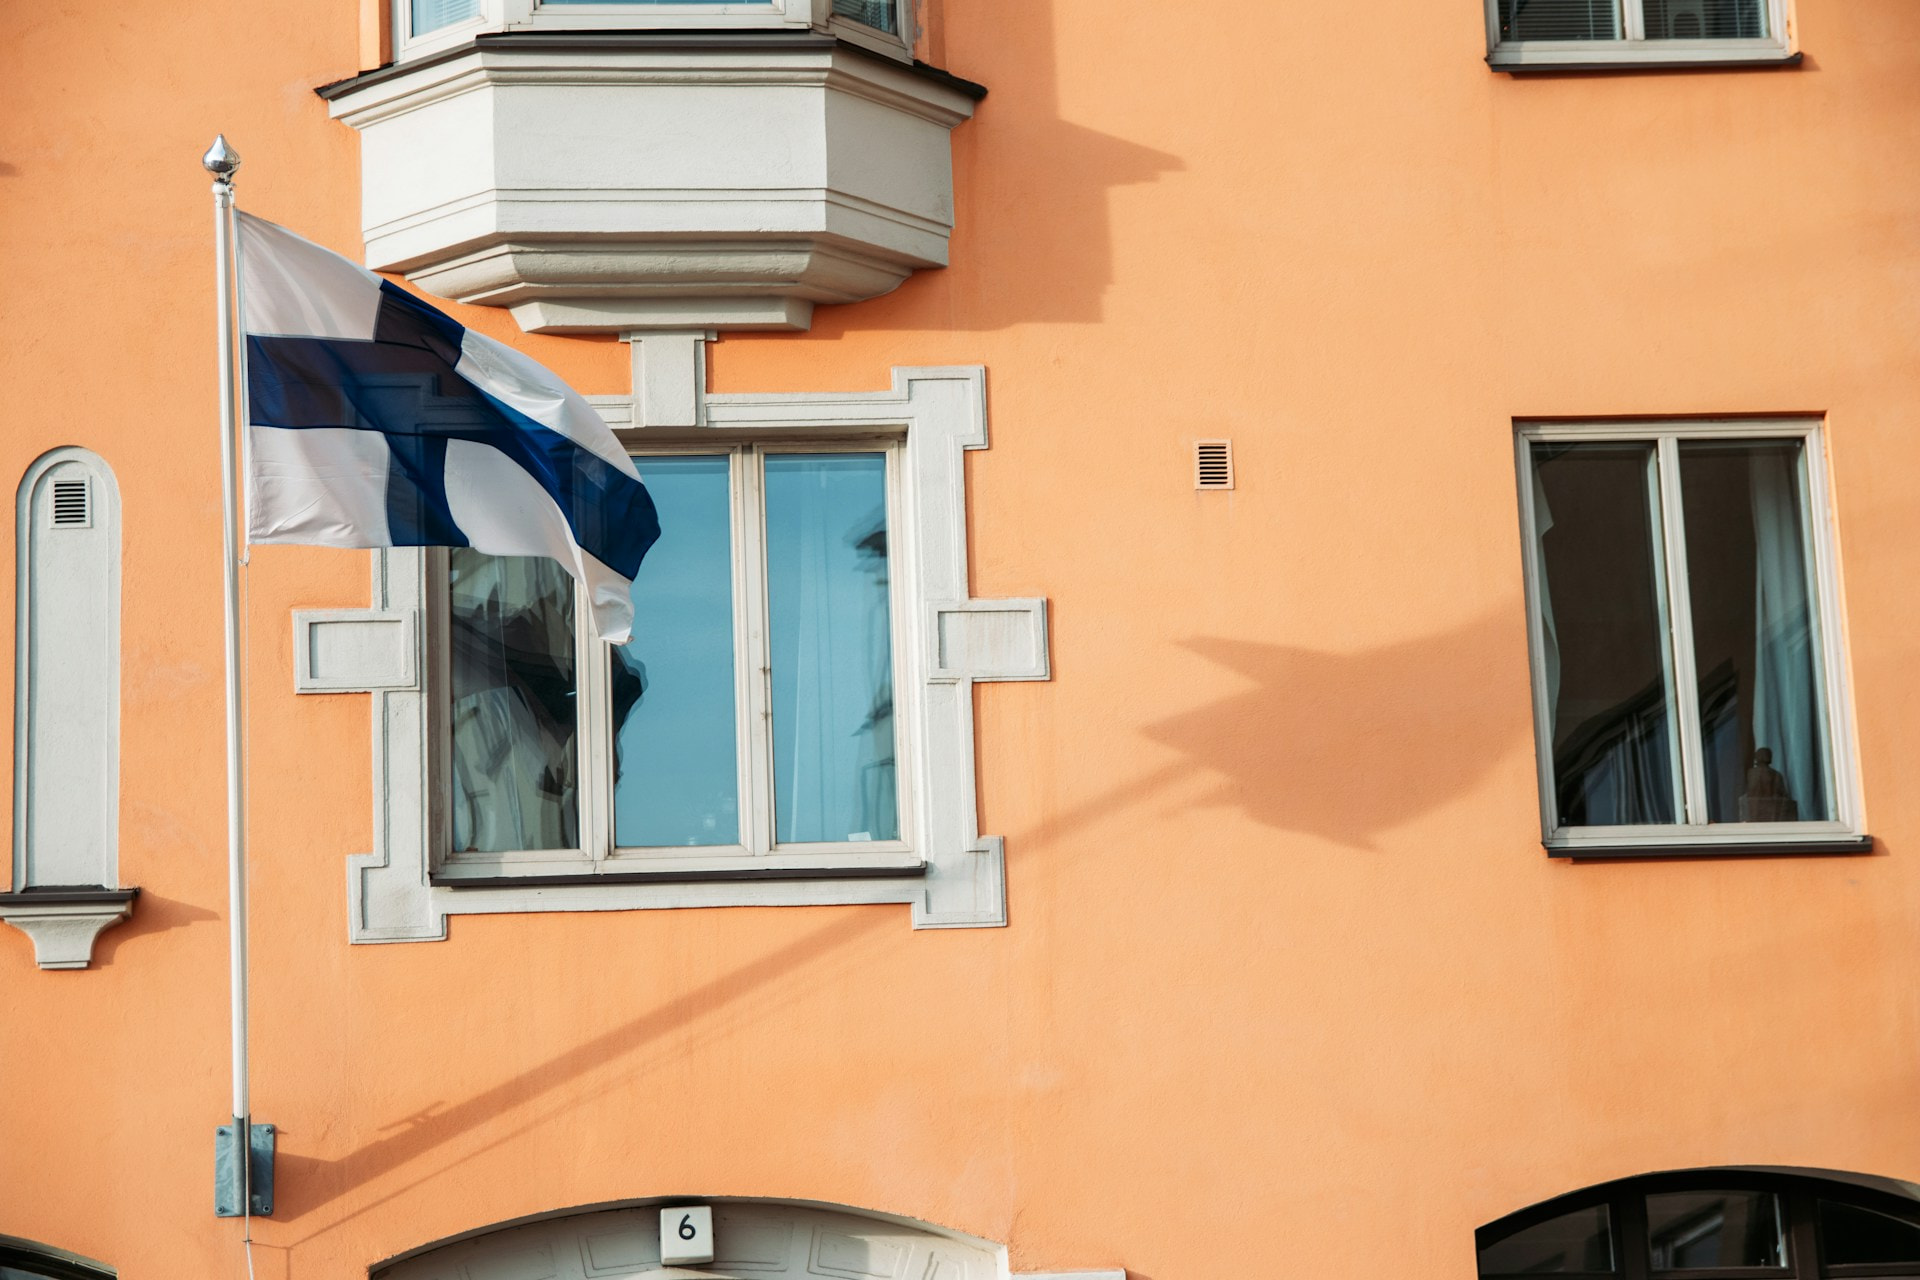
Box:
[50,479,90,528]
[1194,440,1234,491]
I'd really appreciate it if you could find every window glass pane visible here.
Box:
[448,551,577,852]
[1647,1192,1785,1269]
[1498,0,1622,41]
[765,453,899,845]
[1530,442,1680,826]
[412,0,480,33]
[613,456,739,848]
[1819,1200,1920,1265]
[1479,1205,1616,1274]
[1677,440,1832,824]
[1642,0,1768,39]
[541,0,755,5]
[832,0,899,32]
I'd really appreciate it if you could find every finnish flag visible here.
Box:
[236,212,660,643]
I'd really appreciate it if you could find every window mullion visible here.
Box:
[1623,0,1647,42]
[575,572,613,867]
[1654,435,1710,826]
[738,446,775,856]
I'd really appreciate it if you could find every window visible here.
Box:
[1478,1169,1920,1279]
[440,442,915,881]
[1516,419,1862,856]
[1485,0,1793,69]
[304,368,1044,942]
[400,0,909,63]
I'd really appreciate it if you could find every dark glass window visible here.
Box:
[1479,1173,1920,1280]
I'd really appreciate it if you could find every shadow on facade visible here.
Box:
[803,0,1183,336]
[1140,609,1530,849]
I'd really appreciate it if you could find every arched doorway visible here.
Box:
[375,1199,1002,1280]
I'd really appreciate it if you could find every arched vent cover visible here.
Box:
[1477,1167,1920,1278]
[50,479,89,528]
[1194,440,1233,490]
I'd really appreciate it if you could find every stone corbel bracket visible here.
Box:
[297,366,1046,942]
[0,887,139,970]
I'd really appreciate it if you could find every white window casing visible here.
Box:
[1515,417,1863,856]
[2,448,137,970]
[1485,0,1794,69]
[294,366,1046,942]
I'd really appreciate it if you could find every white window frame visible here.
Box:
[1485,0,1794,69]
[434,436,922,883]
[396,0,911,64]
[294,368,1046,942]
[1515,417,1864,856]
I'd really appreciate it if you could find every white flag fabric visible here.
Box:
[235,212,659,642]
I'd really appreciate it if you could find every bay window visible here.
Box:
[1516,419,1864,856]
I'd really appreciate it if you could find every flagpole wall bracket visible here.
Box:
[214,1121,275,1217]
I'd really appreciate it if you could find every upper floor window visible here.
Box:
[403,0,908,63]
[1516,418,1865,857]
[1486,0,1794,69]
[440,441,913,882]
[1478,1168,1920,1278]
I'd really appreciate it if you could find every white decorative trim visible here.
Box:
[0,897,135,970]
[329,367,1042,942]
[292,609,418,693]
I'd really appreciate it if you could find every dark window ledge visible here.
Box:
[0,885,139,907]
[433,862,927,889]
[1549,836,1872,861]
[1491,51,1801,74]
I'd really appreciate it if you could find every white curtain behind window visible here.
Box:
[1747,448,1822,821]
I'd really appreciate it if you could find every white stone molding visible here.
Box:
[306,367,1045,942]
[0,890,138,970]
[376,1199,1004,1280]
[293,609,418,694]
[319,38,982,335]
[4,448,134,970]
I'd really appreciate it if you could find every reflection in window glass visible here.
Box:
[1478,1205,1615,1274]
[765,454,898,845]
[1646,1192,1784,1269]
[1497,0,1621,41]
[1531,442,1680,826]
[613,457,739,848]
[832,0,899,32]
[412,0,480,33]
[1677,440,1832,824]
[1819,1200,1920,1265]
[1642,0,1766,39]
[448,551,578,852]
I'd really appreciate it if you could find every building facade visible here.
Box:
[6,0,1920,1275]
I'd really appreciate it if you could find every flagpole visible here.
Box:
[203,134,252,1216]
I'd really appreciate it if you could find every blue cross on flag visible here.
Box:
[236,212,660,642]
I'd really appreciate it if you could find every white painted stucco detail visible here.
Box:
[304,367,1044,942]
[322,41,979,334]
[4,448,133,970]
[376,1200,1005,1280]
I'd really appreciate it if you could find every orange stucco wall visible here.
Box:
[5,1,1920,1276]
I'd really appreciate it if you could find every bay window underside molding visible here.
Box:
[310,367,1043,943]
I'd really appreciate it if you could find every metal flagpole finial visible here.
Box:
[202,135,241,182]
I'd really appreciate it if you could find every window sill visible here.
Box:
[433,852,927,889]
[1547,835,1873,861]
[1490,49,1800,73]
